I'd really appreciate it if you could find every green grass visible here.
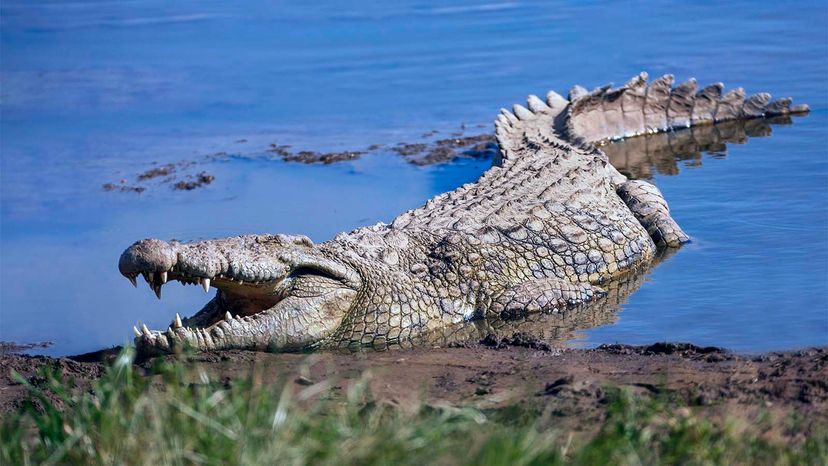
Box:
[2,347,825,466]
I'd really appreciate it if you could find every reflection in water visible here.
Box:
[603,116,795,180]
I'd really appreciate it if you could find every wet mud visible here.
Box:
[101,125,498,194]
[103,159,215,193]
[3,342,826,440]
[172,172,216,191]
[0,341,52,355]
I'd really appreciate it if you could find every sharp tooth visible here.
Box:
[160,272,168,284]
[153,284,162,299]
[143,272,152,285]
[225,311,233,321]
[201,278,211,293]
[174,313,183,329]
[127,275,138,287]
[133,326,141,337]
[141,323,151,336]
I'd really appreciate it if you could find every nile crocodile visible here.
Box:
[119,72,808,354]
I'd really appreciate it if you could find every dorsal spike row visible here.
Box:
[715,88,745,122]
[626,72,648,89]
[563,71,809,144]
[569,84,611,115]
[765,97,792,114]
[546,90,568,110]
[500,108,518,124]
[642,75,674,133]
[743,92,771,117]
[569,85,588,101]
[666,78,697,128]
[691,82,723,124]
[527,95,550,114]
[492,71,808,166]
[512,104,534,120]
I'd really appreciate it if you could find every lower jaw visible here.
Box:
[134,288,347,355]
[136,316,266,355]
[135,296,275,355]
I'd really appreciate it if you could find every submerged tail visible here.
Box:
[556,72,809,146]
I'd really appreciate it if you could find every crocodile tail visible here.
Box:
[560,72,809,145]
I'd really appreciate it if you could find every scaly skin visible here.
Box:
[119,72,808,354]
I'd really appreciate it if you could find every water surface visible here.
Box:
[1,0,826,355]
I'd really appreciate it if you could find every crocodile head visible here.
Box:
[118,234,361,354]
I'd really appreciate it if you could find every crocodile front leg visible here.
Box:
[490,278,605,320]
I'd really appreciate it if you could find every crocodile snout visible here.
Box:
[118,239,178,278]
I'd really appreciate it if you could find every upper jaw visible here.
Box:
[126,265,285,301]
[118,236,297,299]
[118,234,360,299]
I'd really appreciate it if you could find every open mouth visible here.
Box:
[124,266,286,353]
[119,235,361,354]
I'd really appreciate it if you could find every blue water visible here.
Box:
[1,1,826,355]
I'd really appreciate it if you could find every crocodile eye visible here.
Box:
[288,266,343,281]
[284,267,350,298]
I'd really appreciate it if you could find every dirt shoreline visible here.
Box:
[2,342,826,439]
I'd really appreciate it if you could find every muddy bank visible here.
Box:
[0,341,52,355]
[101,130,498,194]
[3,343,826,438]
[103,161,216,193]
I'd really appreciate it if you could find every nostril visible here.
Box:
[118,239,178,275]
